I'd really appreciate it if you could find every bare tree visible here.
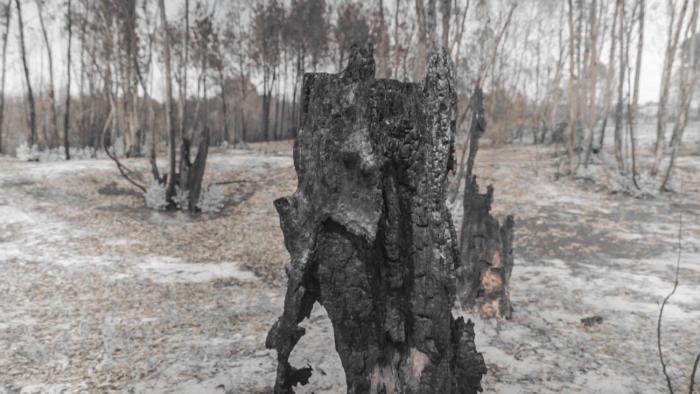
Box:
[597,0,619,153]
[660,0,700,191]
[628,0,645,188]
[64,0,73,160]
[0,0,10,154]
[15,0,37,148]
[613,0,626,171]
[653,0,691,175]
[160,0,178,202]
[36,0,60,148]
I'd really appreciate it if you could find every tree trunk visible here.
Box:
[179,0,189,141]
[0,0,11,155]
[628,0,645,189]
[653,0,691,175]
[63,0,72,160]
[660,0,699,191]
[597,0,619,153]
[613,0,626,171]
[36,0,59,148]
[15,0,36,148]
[266,44,486,394]
[566,0,579,173]
[414,0,437,80]
[219,68,230,145]
[159,0,177,202]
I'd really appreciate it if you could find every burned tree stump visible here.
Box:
[456,87,515,319]
[457,178,514,319]
[265,44,486,393]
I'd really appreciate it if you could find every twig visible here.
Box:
[690,354,700,394]
[657,212,683,394]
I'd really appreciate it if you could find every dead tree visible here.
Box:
[64,0,72,160]
[0,0,11,154]
[15,0,36,148]
[456,87,515,319]
[266,44,486,393]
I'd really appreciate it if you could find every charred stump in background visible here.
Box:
[177,127,210,212]
[457,87,515,319]
[266,43,486,393]
[458,178,514,319]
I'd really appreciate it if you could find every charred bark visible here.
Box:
[458,178,514,319]
[266,44,486,393]
[456,87,515,320]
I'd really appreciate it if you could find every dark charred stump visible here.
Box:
[457,177,515,319]
[266,44,486,393]
[455,86,515,320]
[176,127,209,212]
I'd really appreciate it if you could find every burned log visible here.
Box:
[266,44,486,393]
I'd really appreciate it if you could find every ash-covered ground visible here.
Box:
[0,137,699,393]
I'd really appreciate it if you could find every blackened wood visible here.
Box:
[458,177,514,319]
[266,43,486,393]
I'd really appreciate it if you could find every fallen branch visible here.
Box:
[101,105,147,193]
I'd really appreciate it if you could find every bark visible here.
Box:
[266,44,486,393]
[0,0,10,154]
[64,0,72,160]
[15,0,36,148]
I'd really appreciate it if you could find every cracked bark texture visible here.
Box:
[458,177,515,319]
[265,43,486,393]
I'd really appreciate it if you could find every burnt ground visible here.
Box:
[0,141,698,393]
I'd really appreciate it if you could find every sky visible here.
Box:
[0,0,672,105]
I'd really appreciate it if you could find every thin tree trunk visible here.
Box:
[566,0,579,173]
[159,0,177,202]
[36,0,59,148]
[582,0,599,169]
[15,0,36,148]
[219,67,230,144]
[661,0,699,191]
[0,0,10,154]
[613,0,626,171]
[628,0,644,188]
[598,0,619,152]
[440,0,450,49]
[653,0,691,175]
[63,0,72,160]
[179,0,189,141]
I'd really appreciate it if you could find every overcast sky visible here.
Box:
[1,0,671,105]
